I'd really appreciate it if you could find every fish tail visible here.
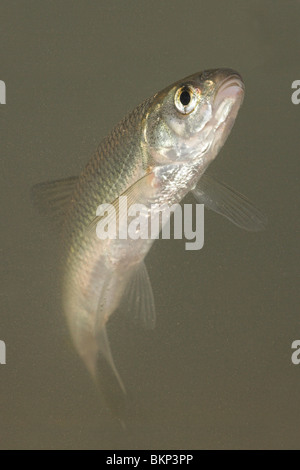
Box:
[95,326,128,421]
[74,323,127,423]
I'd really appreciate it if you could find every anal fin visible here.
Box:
[122,261,156,330]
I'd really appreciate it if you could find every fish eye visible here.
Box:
[174,85,200,115]
[180,90,191,106]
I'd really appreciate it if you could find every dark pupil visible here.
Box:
[180,90,191,106]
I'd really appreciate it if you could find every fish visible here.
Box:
[32,68,266,418]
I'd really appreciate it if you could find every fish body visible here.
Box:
[33,68,265,414]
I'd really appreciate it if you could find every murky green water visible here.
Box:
[1,0,300,449]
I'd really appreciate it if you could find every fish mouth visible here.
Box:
[213,71,245,109]
[208,71,245,135]
[198,70,245,157]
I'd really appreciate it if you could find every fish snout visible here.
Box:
[200,68,244,87]
[214,69,244,108]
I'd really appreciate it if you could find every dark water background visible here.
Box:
[1,0,300,449]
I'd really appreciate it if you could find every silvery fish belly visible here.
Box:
[32,68,265,417]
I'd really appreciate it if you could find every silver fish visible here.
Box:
[33,68,265,415]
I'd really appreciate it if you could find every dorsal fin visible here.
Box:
[31,176,78,221]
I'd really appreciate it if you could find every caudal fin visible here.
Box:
[75,324,127,423]
[95,327,127,422]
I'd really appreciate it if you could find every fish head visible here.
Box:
[144,68,244,165]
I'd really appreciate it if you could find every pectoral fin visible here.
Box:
[192,173,267,231]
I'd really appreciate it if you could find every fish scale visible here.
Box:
[63,97,155,266]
